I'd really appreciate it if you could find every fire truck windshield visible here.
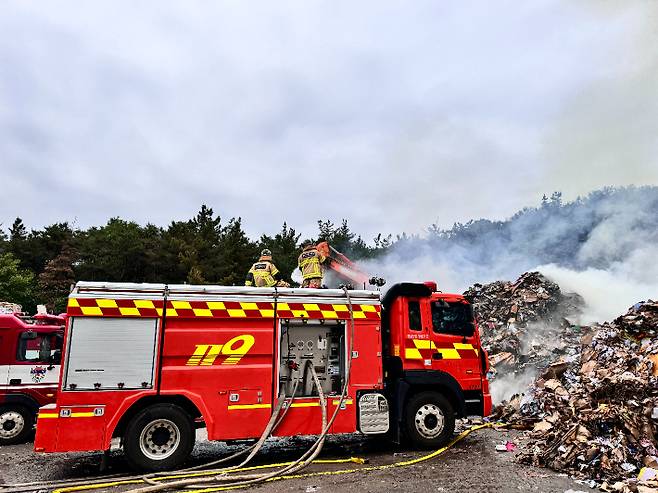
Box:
[17,332,62,363]
[430,301,475,337]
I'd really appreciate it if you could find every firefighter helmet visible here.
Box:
[259,249,272,261]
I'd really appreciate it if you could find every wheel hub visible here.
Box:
[139,419,181,460]
[414,403,444,439]
[0,411,25,439]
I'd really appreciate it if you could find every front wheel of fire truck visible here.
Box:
[404,391,455,450]
[123,403,195,471]
[0,405,34,445]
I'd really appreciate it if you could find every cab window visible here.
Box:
[408,301,422,331]
[17,332,62,363]
[431,301,475,337]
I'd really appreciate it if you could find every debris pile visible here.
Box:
[496,301,658,489]
[614,300,658,339]
[463,272,583,381]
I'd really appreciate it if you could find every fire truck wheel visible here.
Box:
[404,392,455,449]
[123,404,195,471]
[0,405,34,445]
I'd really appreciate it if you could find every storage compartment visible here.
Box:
[279,321,345,397]
[63,317,159,390]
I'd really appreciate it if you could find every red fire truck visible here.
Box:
[34,281,491,470]
[0,310,64,444]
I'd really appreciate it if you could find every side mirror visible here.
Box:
[50,349,62,365]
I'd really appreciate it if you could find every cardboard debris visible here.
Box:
[464,272,584,382]
[494,301,658,486]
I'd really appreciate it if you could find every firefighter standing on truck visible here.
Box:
[298,241,326,288]
[245,249,284,287]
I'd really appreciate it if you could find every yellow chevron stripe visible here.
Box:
[119,307,140,316]
[80,306,103,316]
[227,403,271,410]
[97,299,118,308]
[405,348,423,359]
[438,348,461,359]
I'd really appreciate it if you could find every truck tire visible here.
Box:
[123,403,195,471]
[404,391,455,449]
[0,405,34,445]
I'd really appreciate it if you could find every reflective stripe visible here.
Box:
[37,412,99,419]
[68,299,381,320]
[226,400,353,410]
[227,403,272,410]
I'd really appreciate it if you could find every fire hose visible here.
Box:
[121,286,357,492]
[42,423,495,493]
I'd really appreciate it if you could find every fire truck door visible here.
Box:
[0,333,8,384]
[428,300,482,390]
[9,331,61,387]
[402,298,432,369]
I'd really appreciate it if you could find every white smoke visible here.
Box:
[490,369,536,405]
[363,187,658,325]
[539,262,658,324]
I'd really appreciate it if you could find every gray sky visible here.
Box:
[2,1,657,240]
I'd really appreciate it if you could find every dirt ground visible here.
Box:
[0,426,595,493]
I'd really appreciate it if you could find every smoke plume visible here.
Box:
[365,186,658,324]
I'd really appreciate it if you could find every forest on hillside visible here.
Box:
[1,186,657,313]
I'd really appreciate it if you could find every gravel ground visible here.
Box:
[0,426,595,493]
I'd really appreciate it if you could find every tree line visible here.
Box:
[1,186,655,314]
[0,205,393,313]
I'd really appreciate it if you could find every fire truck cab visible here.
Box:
[0,311,64,444]
[34,281,491,470]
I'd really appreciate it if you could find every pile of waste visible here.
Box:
[614,300,658,339]
[495,301,658,491]
[463,272,583,381]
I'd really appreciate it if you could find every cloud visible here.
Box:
[1,1,657,240]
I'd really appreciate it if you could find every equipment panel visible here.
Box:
[279,321,345,397]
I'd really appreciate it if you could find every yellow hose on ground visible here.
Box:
[53,423,493,493]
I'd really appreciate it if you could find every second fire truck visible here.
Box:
[0,309,64,444]
[35,280,491,470]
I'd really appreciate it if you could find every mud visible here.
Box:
[0,426,594,493]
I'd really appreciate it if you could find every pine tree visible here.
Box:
[38,245,76,312]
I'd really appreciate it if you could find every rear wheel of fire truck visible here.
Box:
[0,405,33,445]
[404,392,455,449]
[123,403,195,471]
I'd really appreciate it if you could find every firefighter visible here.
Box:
[245,249,287,287]
[298,241,326,288]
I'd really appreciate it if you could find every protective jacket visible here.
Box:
[245,259,281,287]
[298,245,326,281]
